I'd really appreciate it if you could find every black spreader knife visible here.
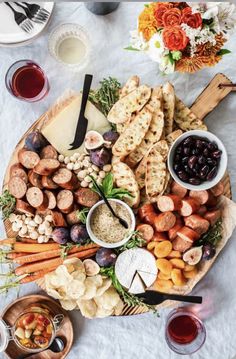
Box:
[69,74,93,150]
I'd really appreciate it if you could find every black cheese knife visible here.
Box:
[69,74,93,150]
[136,290,202,305]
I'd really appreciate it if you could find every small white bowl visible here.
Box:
[167,130,228,191]
[86,199,136,248]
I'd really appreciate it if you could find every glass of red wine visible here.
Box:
[165,308,206,355]
[5,60,49,102]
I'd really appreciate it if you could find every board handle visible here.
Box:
[190,73,233,121]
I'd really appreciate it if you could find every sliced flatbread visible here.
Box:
[135,154,147,189]
[117,114,135,135]
[174,97,207,131]
[107,85,151,124]
[119,76,140,98]
[126,86,164,167]
[112,161,140,208]
[163,82,175,136]
[112,105,153,157]
[166,129,183,146]
[145,142,167,203]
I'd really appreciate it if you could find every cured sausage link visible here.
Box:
[184,214,210,235]
[157,194,182,212]
[154,212,176,232]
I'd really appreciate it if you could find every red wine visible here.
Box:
[167,315,198,344]
[12,65,45,99]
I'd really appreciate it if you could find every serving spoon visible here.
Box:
[90,176,129,229]
[17,336,65,359]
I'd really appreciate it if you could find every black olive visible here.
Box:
[177,170,189,182]
[182,157,189,165]
[188,155,198,169]
[176,145,183,154]
[199,165,210,179]
[208,142,217,151]
[189,178,201,185]
[175,154,181,163]
[206,157,217,166]
[183,136,194,146]
[206,166,217,180]
[196,139,204,149]
[174,163,182,172]
[184,165,194,176]
[183,147,191,156]
[212,150,222,159]
[198,155,206,165]
[203,148,209,157]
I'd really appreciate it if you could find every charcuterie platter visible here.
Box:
[1,72,236,320]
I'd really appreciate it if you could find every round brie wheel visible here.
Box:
[115,248,158,294]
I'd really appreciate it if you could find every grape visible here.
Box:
[95,248,117,267]
[52,227,70,244]
[202,243,216,260]
[25,131,48,152]
[70,224,89,244]
[90,148,111,168]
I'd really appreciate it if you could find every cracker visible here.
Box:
[112,105,153,157]
[107,85,151,124]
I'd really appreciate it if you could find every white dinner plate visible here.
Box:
[0,2,54,47]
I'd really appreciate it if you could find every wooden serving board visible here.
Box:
[1,294,73,359]
[2,73,233,317]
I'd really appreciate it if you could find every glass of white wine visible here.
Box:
[48,23,90,72]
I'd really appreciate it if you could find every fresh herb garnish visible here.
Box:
[60,239,92,259]
[0,190,16,220]
[100,266,157,312]
[116,231,146,253]
[77,208,89,224]
[89,77,121,116]
[90,173,133,200]
[217,49,231,56]
[195,219,222,247]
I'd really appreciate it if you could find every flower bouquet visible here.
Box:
[127,2,236,74]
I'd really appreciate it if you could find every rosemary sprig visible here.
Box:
[195,219,222,247]
[77,208,89,224]
[60,239,92,259]
[0,190,16,220]
[116,230,146,253]
[100,266,157,313]
[89,77,121,116]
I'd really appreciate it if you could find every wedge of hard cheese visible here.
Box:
[41,94,110,156]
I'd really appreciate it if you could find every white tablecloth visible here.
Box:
[1,2,236,359]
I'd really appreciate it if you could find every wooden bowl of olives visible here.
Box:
[168,130,227,191]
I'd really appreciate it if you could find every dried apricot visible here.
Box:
[154,240,172,258]
[183,268,198,279]
[167,250,182,259]
[171,268,186,286]
[184,264,196,272]
[152,278,173,292]
[169,258,185,269]
[147,241,157,251]
[158,272,171,280]
[156,258,173,275]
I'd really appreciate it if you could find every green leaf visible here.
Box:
[101,173,114,196]
[0,190,16,220]
[168,52,175,65]
[124,46,141,52]
[76,208,89,224]
[90,173,133,200]
[144,3,149,7]
[217,49,231,56]
[195,219,222,247]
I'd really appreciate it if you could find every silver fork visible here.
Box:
[5,2,33,33]
[14,2,48,24]
[20,2,50,21]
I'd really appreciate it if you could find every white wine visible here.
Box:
[57,37,86,65]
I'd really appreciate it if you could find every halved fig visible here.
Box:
[183,246,203,265]
[85,130,104,150]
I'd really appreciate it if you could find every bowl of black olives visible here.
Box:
[168,130,227,190]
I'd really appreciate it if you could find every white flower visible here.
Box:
[129,30,148,51]
[159,55,175,74]
[147,32,166,63]
[181,24,216,56]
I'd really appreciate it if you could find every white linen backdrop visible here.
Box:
[0,2,236,359]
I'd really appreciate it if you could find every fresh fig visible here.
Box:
[85,130,104,150]
[103,130,119,147]
[183,246,203,265]
[25,131,48,152]
[202,243,216,260]
[90,147,111,168]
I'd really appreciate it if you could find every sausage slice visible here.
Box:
[204,209,221,226]
[179,198,200,217]
[168,217,183,240]
[10,164,28,184]
[57,190,74,213]
[172,236,193,252]
[138,203,155,220]
[197,205,207,216]
[210,182,224,197]
[74,188,100,208]
[153,212,176,232]
[53,168,78,190]
[177,226,200,243]
[26,187,48,210]
[171,181,188,198]
[16,199,35,216]
[40,145,58,159]
[45,190,57,210]
[66,209,80,225]
[18,149,40,169]
[33,159,60,176]
[157,194,182,212]
[136,224,154,242]
[50,211,67,227]
[184,214,210,235]
[28,170,43,189]
[152,232,168,242]
[41,175,58,190]
[8,176,27,199]
[189,190,209,205]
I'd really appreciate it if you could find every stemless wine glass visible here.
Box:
[5,60,49,102]
[165,307,206,355]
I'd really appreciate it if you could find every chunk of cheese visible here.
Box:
[129,272,146,294]
[41,94,110,156]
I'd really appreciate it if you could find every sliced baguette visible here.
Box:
[163,82,175,136]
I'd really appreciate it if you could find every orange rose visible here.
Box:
[182,7,202,28]
[154,3,173,27]
[163,8,182,27]
[163,26,189,51]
